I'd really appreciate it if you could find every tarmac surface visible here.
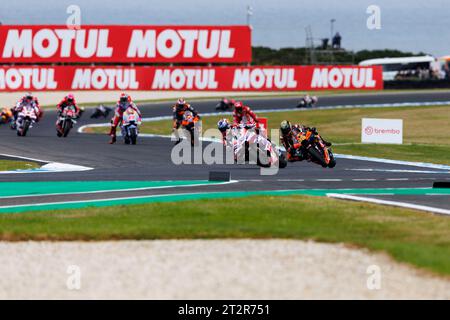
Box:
[0,91,449,212]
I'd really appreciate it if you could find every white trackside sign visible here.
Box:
[361,118,403,144]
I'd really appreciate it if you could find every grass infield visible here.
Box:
[0,160,40,171]
[1,194,450,276]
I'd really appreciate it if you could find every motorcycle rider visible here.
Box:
[0,107,13,124]
[91,104,112,119]
[280,120,307,161]
[56,94,81,133]
[172,98,201,145]
[280,120,331,161]
[217,118,231,145]
[33,95,43,121]
[232,101,259,127]
[109,93,142,144]
[216,98,235,111]
[11,93,42,129]
[297,93,318,108]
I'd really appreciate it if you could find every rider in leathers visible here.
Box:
[109,93,142,144]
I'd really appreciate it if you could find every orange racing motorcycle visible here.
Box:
[300,128,336,168]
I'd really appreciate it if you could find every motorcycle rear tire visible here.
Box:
[328,154,336,168]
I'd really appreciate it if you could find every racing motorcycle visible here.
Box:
[296,95,318,108]
[15,104,38,137]
[90,104,112,119]
[215,98,234,111]
[0,108,13,125]
[121,106,141,145]
[301,128,336,168]
[181,111,201,147]
[230,123,287,168]
[57,105,78,137]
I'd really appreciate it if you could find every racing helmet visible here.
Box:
[234,101,243,112]
[280,120,292,134]
[217,118,230,132]
[177,98,186,106]
[24,92,33,102]
[66,93,75,103]
[119,93,130,104]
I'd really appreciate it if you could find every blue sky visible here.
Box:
[1,0,448,56]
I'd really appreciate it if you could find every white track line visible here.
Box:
[336,154,450,171]
[348,168,450,174]
[327,193,450,215]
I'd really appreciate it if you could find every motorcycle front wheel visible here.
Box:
[63,120,72,137]
[129,127,138,145]
[308,147,328,167]
[20,120,30,137]
[327,152,336,168]
[278,153,288,168]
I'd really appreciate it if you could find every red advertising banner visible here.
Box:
[0,65,383,91]
[0,25,252,63]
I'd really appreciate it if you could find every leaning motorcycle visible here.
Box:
[296,95,318,108]
[91,104,112,119]
[301,129,336,168]
[57,105,78,137]
[121,107,141,145]
[231,123,287,169]
[16,105,37,137]
[215,98,233,111]
[0,108,13,125]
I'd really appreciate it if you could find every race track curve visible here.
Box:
[0,91,449,212]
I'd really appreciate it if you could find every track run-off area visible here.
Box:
[0,90,449,214]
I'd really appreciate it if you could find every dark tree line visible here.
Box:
[251,46,428,65]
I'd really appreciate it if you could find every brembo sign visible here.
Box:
[0,25,251,63]
[0,66,383,91]
[361,118,403,144]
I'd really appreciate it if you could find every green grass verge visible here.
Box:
[89,105,450,165]
[1,195,450,276]
[0,160,39,171]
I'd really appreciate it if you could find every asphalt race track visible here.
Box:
[0,91,449,212]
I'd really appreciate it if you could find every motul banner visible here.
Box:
[0,25,251,63]
[0,65,383,91]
